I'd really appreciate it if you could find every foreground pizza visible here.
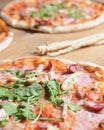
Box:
[1,0,104,33]
[0,57,104,130]
[0,19,13,52]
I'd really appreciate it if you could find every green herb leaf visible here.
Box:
[0,88,9,98]
[63,99,81,112]
[45,79,62,96]
[68,103,81,111]
[30,2,65,19]
[0,82,43,102]
[1,69,22,78]
[0,119,8,126]
[15,106,35,120]
[0,87,18,101]
[13,78,27,88]
[14,98,35,120]
[2,103,18,116]
[68,5,85,19]
[45,79,63,106]
[12,82,43,98]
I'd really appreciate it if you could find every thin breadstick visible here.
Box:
[71,34,104,49]
[36,33,104,55]
[36,41,72,55]
[47,46,73,56]
[47,39,104,56]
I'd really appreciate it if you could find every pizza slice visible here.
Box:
[1,0,104,33]
[0,19,13,52]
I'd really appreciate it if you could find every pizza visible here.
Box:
[1,0,104,33]
[0,19,13,52]
[0,56,104,130]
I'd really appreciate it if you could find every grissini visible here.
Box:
[36,33,104,56]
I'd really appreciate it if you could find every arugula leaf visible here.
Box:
[1,69,22,78]
[15,100,35,120]
[13,78,27,88]
[0,73,44,121]
[0,119,8,126]
[45,79,62,96]
[15,107,35,120]
[68,5,85,19]
[2,102,18,115]
[11,82,43,99]
[63,99,81,112]
[1,99,35,121]
[30,2,65,19]
[0,87,18,101]
[0,84,12,89]
[0,82,43,102]
[67,103,81,112]
[45,79,63,106]
[0,88,10,98]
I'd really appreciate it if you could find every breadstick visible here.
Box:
[36,33,104,56]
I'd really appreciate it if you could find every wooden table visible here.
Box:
[0,0,104,66]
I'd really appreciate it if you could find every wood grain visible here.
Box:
[0,0,104,66]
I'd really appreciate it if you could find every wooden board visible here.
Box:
[0,0,104,66]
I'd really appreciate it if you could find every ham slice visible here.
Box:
[74,72,94,87]
[61,72,94,90]
[0,72,11,83]
[72,110,104,130]
[2,120,24,130]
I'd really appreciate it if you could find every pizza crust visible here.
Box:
[0,56,104,71]
[0,31,13,52]
[52,13,104,33]
[1,12,28,29]
[1,0,104,33]
[78,61,104,70]
[58,58,104,70]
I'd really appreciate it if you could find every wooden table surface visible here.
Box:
[0,0,104,66]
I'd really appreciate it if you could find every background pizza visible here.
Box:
[1,0,104,33]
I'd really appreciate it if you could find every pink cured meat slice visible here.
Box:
[0,72,11,83]
[61,72,94,91]
[74,73,94,87]
[72,110,104,130]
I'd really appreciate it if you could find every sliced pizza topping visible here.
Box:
[72,110,104,130]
